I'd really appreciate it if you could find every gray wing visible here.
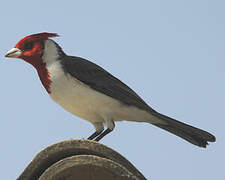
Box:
[61,56,155,113]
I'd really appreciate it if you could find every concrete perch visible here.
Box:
[17,139,147,180]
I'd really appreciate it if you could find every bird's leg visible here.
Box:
[94,119,115,141]
[88,122,104,140]
[94,128,113,141]
[88,130,103,140]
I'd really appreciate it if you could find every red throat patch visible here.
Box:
[36,62,52,94]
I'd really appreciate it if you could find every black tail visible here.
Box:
[151,112,216,148]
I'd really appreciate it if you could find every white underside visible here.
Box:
[42,40,161,130]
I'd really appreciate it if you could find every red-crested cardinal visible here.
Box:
[5,32,215,147]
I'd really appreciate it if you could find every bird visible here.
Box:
[5,32,215,147]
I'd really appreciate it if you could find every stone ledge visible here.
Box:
[17,139,147,180]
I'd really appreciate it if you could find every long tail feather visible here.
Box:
[151,112,216,147]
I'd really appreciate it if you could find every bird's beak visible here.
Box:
[5,48,22,58]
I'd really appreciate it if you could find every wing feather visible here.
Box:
[61,56,155,113]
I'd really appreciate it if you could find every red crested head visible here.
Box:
[15,32,59,49]
[5,32,59,93]
[5,32,59,66]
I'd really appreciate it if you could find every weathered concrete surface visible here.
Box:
[17,139,147,180]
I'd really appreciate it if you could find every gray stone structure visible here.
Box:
[17,140,147,180]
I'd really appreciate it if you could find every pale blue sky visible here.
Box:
[1,1,224,179]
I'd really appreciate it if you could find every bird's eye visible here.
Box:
[23,41,34,50]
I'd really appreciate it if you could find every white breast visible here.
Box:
[47,61,121,123]
[42,39,160,125]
